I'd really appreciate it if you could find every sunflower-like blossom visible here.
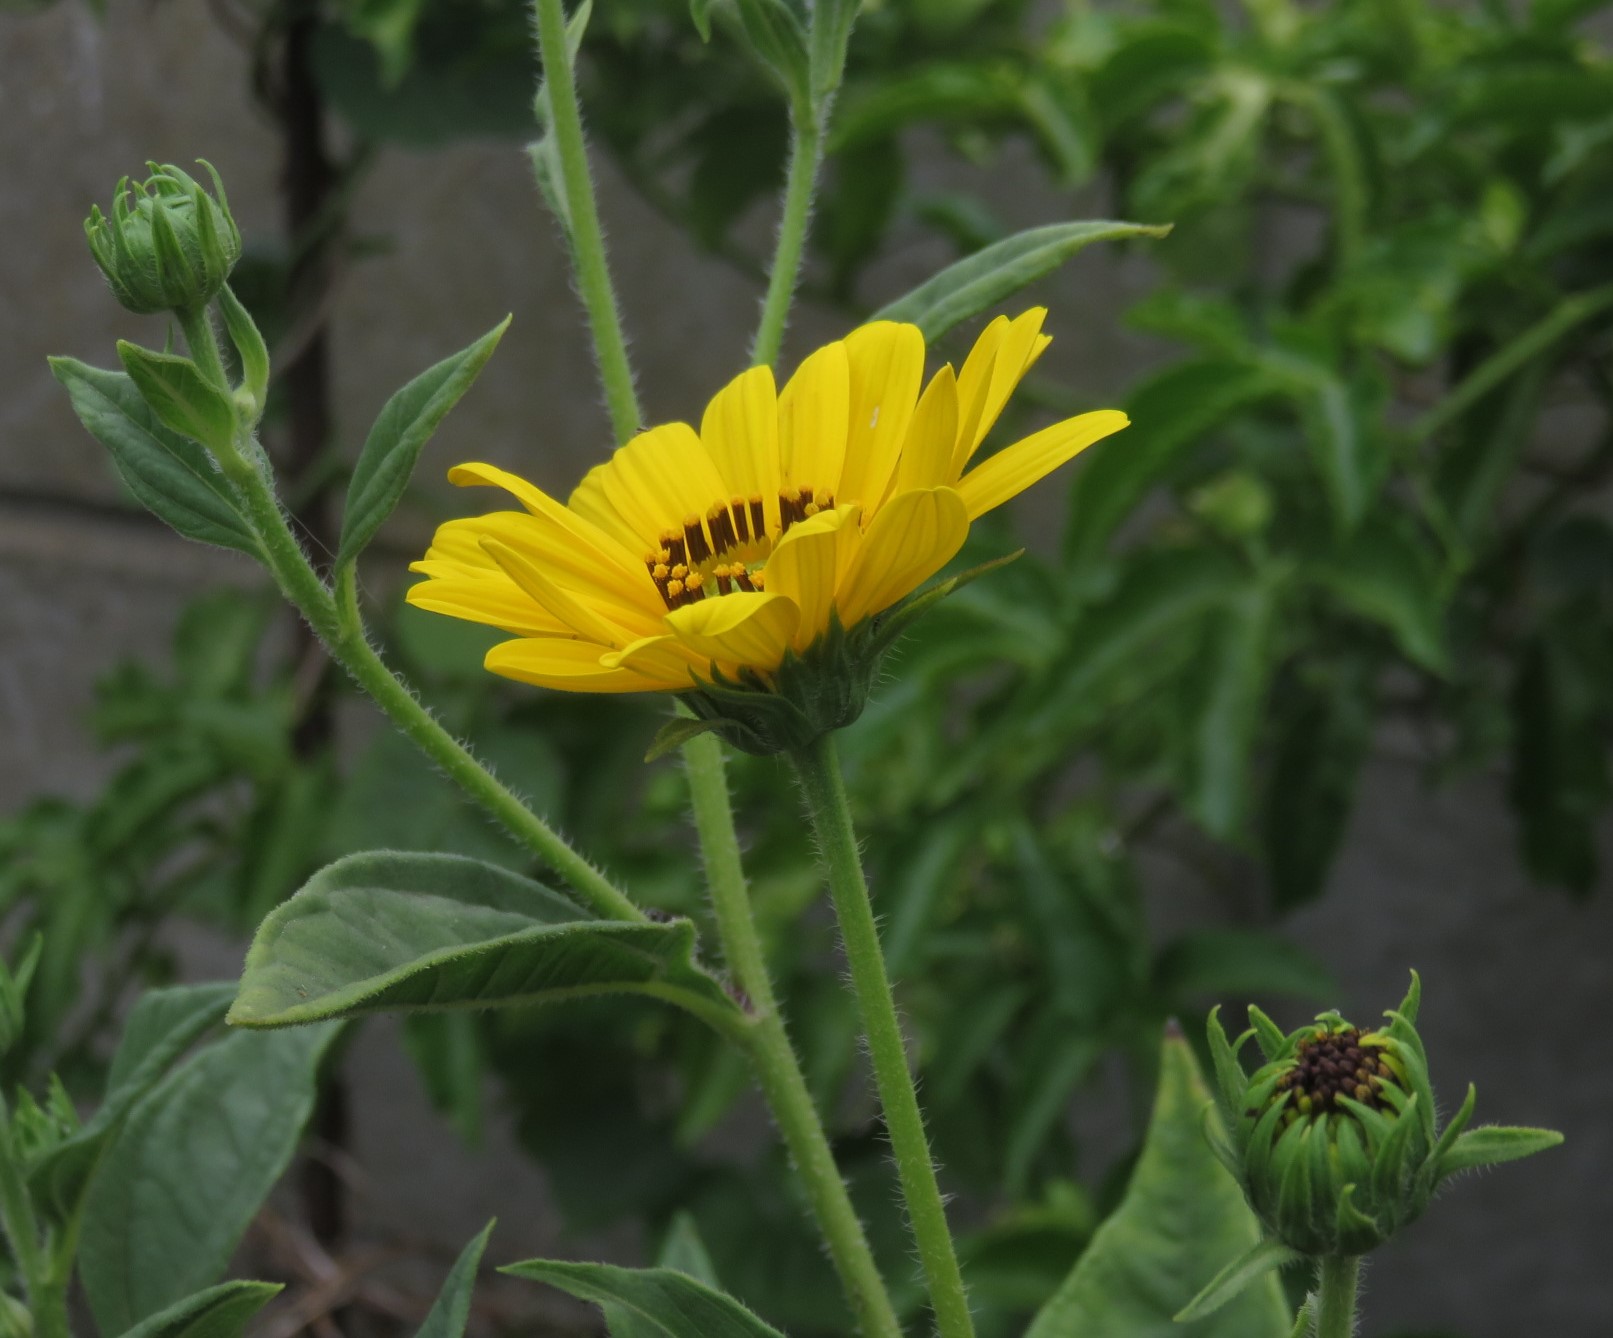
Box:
[408,309,1127,698]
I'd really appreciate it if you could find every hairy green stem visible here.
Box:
[216,423,642,923]
[0,1098,68,1338]
[683,731,903,1338]
[177,303,231,391]
[751,116,823,369]
[792,733,976,1338]
[1410,282,1613,443]
[532,0,642,444]
[1314,1256,1360,1338]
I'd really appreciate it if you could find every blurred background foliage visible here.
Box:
[3,0,1611,1332]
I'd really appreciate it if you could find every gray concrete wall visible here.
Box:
[2,2,1609,1334]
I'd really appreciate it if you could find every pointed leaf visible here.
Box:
[604,1215,725,1338]
[80,1023,341,1332]
[502,1260,786,1338]
[809,0,859,103]
[1174,1239,1300,1322]
[337,317,511,568]
[217,286,270,414]
[647,715,728,762]
[873,220,1171,342]
[114,1281,283,1338]
[1024,1033,1290,1338]
[1246,1005,1288,1063]
[416,1222,495,1338]
[115,342,239,454]
[50,358,259,556]
[1435,1126,1565,1182]
[228,852,740,1029]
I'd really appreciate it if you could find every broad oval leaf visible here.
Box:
[872,220,1171,342]
[115,1281,283,1338]
[1024,1030,1290,1338]
[337,316,511,569]
[503,1260,786,1338]
[116,341,238,454]
[49,357,260,556]
[417,1221,496,1338]
[30,982,235,1224]
[228,851,740,1030]
[80,1023,341,1333]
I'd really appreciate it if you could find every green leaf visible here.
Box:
[733,0,811,113]
[217,286,270,415]
[30,983,235,1223]
[49,358,260,556]
[1154,930,1336,1006]
[228,852,740,1029]
[1174,1239,1300,1322]
[338,317,511,568]
[809,0,859,104]
[1295,371,1386,534]
[1434,1126,1565,1182]
[872,220,1170,342]
[116,342,239,454]
[416,1221,495,1338]
[647,714,728,761]
[80,1023,341,1332]
[502,1260,786,1338]
[1024,1031,1289,1338]
[604,1215,725,1338]
[115,1281,283,1338]
[1306,521,1448,673]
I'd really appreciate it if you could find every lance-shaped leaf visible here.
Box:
[49,358,260,556]
[228,852,740,1030]
[416,1221,495,1338]
[114,1281,283,1338]
[873,220,1171,342]
[1433,1126,1565,1183]
[605,1214,725,1338]
[503,1260,786,1338]
[217,286,269,415]
[30,983,235,1223]
[116,341,239,455]
[1024,1031,1290,1338]
[337,317,511,569]
[80,1023,341,1332]
[1174,1240,1301,1323]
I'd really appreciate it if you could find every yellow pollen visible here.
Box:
[652,563,669,580]
[671,563,688,580]
[685,571,705,591]
[666,579,684,598]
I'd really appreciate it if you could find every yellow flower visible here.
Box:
[408,308,1127,696]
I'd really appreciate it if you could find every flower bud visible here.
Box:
[1204,972,1562,1259]
[84,162,242,315]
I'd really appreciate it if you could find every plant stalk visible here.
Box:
[531,0,642,444]
[683,731,903,1338]
[177,304,230,390]
[791,732,976,1338]
[1314,1255,1360,1338]
[751,114,823,369]
[0,1098,69,1338]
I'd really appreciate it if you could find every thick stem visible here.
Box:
[1314,1256,1360,1338]
[792,733,976,1338]
[0,1100,68,1338]
[751,115,823,370]
[531,0,642,445]
[176,304,230,391]
[682,732,903,1338]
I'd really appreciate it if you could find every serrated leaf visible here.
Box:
[337,317,510,568]
[114,1281,283,1338]
[30,983,235,1223]
[50,358,260,556]
[872,220,1170,342]
[80,1023,341,1332]
[1435,1126,1565,1182]
[1024,1033,1289,1338]
[116,342,239,454]
[416,1221,495,1338]
[228,851,740,1029]
[503,1260,786,1338]
[1174,1239,1300,1322]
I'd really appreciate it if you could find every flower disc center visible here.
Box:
[1277,1027,1396,1118]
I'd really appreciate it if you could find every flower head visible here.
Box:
[408,310,1126,745]
[85,162,242,315]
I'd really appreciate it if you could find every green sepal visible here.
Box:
[646,715,728,762]
[1174,1238,1301,1322]
[1396,968,1422,1025]
[1272,1119,1311,1238]
[1334,1182,1379,1241]
[1205,1006,1249,1125]
[1287,1298,1314,1338]
[1433,1126,1565,1183]
[1241,1090,1291,1191]
[1247,1004,1289,1062]
[116,341,239,455]
[1201,1102,1243,1181]
[1368,1092,1419,1206]
[1421,1081,1477,1193]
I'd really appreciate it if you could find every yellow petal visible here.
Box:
[894,364,959,493]
[950,308,1050,476]
[762,506,861,651]
[835,486,968,628]
[838,321,925,513]
[485,637,675,693]
[569,422,731,553]
[406,572,569,637]
[664,591,801,673]
[701,364,781,516]
[779,340,851,512]
[480,537,650,649]
[955,409,1129,520]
